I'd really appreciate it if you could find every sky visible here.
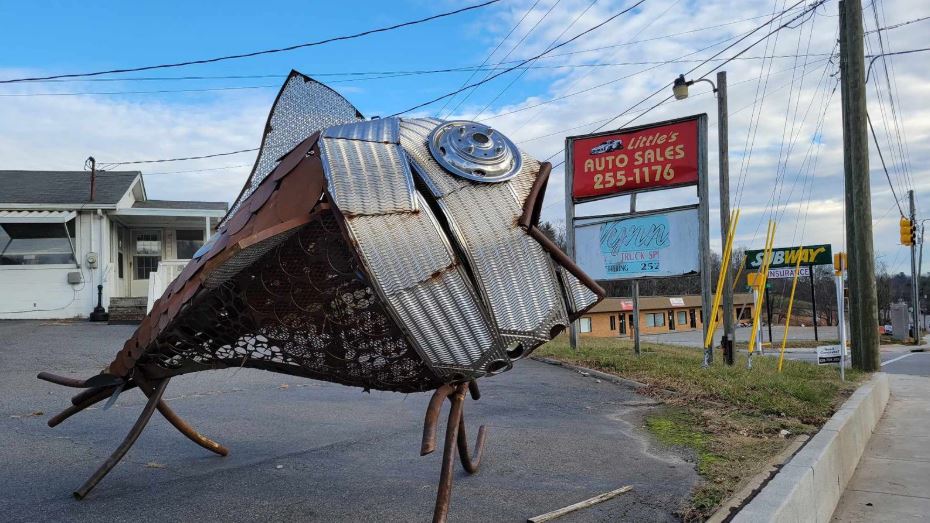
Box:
[1,0,927,275]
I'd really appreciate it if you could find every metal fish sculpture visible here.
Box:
[38,70,603,522]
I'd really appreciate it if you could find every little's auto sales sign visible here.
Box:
[569,115,702,201]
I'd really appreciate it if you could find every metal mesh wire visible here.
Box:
[224,74,363,224]
[139,210,441,393]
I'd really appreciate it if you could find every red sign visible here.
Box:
[570,117,701,201]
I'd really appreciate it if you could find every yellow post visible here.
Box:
[704,209,741,350]
[748,221,776,357]
[777,246,805,372]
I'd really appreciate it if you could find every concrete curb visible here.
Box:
[732,372,890,523]
[530,356,649,390]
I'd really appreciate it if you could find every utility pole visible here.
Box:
[909,190,920,342]
[839,0,881,371]
[717,71,736,364]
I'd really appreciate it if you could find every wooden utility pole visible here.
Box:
[839,0,880,371]
[717,71,736,364]
[909,190,920,342]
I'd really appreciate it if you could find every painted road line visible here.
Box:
[881,353,913,367]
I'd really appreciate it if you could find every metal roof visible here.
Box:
[132,200,228,211]
[0,210,77,223]
[0,170,139,206]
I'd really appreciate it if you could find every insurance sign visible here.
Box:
[744,244,833,270]
[568,115,702,202]
[574,206,700,280]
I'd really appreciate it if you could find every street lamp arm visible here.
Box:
[690,77,718,93]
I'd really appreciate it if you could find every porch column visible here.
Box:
[204,216,211,241]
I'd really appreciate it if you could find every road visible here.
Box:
[641,325,840,348]
[0,320,697,523]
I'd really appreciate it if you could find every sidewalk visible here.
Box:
[831,373,930,521]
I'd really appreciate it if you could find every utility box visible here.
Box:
[66,272,83,285]
[890,302,909,341]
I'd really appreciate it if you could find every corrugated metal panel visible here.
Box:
[323,117,399,143]
[562,268,599,316]
[345,198,453,295]
[389,268,500,369]
[320,138,418,215]
[0,210,77,223]
[400,118,569,343]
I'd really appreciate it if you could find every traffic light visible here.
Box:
[900,217,914,246]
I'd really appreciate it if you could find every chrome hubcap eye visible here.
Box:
[427,120,522,182]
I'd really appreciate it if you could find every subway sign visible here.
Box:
[567,115,703,202]
[744,244,833,270]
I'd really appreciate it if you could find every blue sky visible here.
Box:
[0,1,542,116]
[1,0,928,275]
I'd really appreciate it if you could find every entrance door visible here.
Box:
[618,314,626,335]
[130,229,162,297]
[668,310,675,331]
[690,309,696,329]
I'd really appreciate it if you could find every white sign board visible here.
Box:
[574,207,700,280]
[816,345,842,365]
[768,266,811,279]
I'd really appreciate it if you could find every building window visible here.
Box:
[677,311,688,325]
[579,317,592,333]
[134,230,162,280]
[175,229,204,259]
[646,312,665,327]
[135,256,160,280]
[609,315,616,330]
[0,220,76,265]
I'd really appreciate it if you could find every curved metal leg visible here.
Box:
[456,413,486,474]
[421,384,455,456]
[49,383,139,428]
[135,376,229,457]
[432,384,466,523]
[424,381,489,522]
[73,379,168,500]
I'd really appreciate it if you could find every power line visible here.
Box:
[469,0,603,121]
[99,148,260,169]
[0,0,501,84]
[584,0,825,139]
[492,0,682,127]
[389,0,648,116]
[865,14,930,33]
[434,0,543,117]
[867,112,906,216]
[541,0,825,170]
[141,164,250,175]
[441,0,565,119]
[0,84,278,97]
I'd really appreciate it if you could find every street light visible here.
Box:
[673,74,717,100]
[673,71,733,365]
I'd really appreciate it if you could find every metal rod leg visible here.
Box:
[49,383,139,428]
[421,384,455,456]
[456,414,486,475]
[432,384,466,523]
[73,379,168,500]
[136,376,229,457]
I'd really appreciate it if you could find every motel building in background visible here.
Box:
[0,170,227,321]
[578,294,755,338]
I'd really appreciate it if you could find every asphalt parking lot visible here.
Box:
[0,320,697,523]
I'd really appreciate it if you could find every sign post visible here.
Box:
[565,114,709,358]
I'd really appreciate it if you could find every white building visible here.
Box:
[0,170,227,320]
